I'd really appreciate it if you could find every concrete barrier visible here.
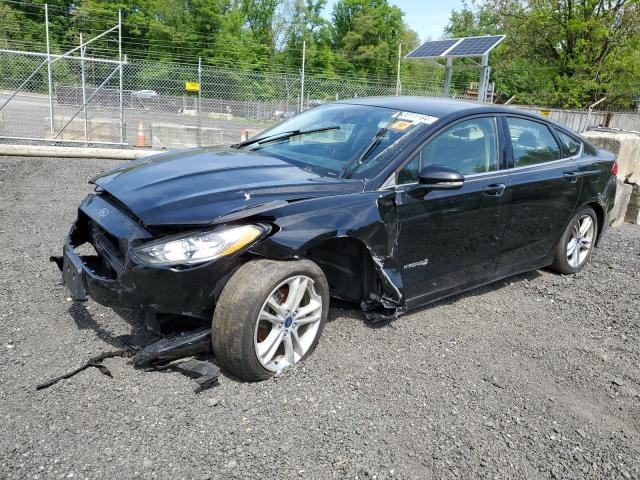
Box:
[45,117,121,143]
[583,131,640,182]
[151,123,223,149]
[182,109,234,121]
[0,144,157,160]
[625,185,640,224]
[611,181,634,227]
[240,128,265,142]
[583,130,640,225]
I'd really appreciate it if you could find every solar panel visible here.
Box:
[446,35,504,56]
[405,35,505,59]
[406,39,458,59]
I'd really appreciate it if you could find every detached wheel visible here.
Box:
[551,206,598,274]
[212,259,328,381]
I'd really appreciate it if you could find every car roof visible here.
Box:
[335,96,576,134]
[336,96,488,117]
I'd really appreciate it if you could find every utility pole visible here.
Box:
[300,40,306,113]
[395,43,402,96]
[80,33,88,143]
[118,10,124,143]
[45,4,55,138]
[478,53,489,103]
[197,57,202,147]
[444,57,453,97]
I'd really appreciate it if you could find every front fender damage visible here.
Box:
[248,191,406,322]
[359,193,406,322]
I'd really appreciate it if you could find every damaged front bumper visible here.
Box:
[57,194,241,320]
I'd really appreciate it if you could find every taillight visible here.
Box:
[611,159,618,177]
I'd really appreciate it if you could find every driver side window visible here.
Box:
[397,153,420,184]
[396,116,498,184]
[423,117,498,175]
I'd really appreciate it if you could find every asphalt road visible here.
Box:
[1,155,639,479]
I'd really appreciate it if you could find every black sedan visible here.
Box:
[57,97,618,381]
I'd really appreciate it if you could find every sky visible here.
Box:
[323,0,465,42]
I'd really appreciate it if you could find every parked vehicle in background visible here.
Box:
[307,99,327,108]
[272,109,296,121]
[56,97,617,381]
[131,90,159,99]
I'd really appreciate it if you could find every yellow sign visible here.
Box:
[389,120,412,131]
[540,109,551,117]
[185,81,200,93]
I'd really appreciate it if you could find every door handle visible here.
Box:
[563,171,578,183]
[481,183,506,197]
[565,169,600,182]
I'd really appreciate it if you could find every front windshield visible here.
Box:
[239,103,438,179]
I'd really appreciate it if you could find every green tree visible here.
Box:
[446,0,640,108]
[241,0,278,47]
[282,0,336,75]
[331,0,406,76]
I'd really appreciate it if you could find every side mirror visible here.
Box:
[418,164,465,189]
[408,165,464,198]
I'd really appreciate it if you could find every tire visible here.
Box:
[550,206,598,274]
[211,258,329,381]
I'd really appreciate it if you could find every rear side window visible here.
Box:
[555,130,581,157]
[583,142,599,156]
[506,117,561,167]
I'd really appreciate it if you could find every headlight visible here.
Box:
[131,224,266,266]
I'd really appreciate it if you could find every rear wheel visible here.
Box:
[550,207,598,274]
[212,259,329,381]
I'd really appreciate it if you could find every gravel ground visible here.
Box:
[1,155,639,480]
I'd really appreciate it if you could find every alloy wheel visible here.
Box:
[567,214,595,268]
[254,275,323,372]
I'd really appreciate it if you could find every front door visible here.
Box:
[393,116,509,303]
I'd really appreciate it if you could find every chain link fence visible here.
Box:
[0,50,451,148]
[0,49,125,145]
[1,48,639,149]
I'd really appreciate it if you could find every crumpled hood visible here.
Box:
[92,146,361,226]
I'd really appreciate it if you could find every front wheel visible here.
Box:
[550,206,598,274]
[212,259,329,381]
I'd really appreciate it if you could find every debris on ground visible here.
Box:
[132,328,212,367]
[164,357,220,392]
[35,348,135,390]
[37,328,218,392]
[132,328,220,391]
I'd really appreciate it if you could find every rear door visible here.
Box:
[393,116,510,302]
[496,116,581,271]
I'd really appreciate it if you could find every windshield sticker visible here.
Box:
[389,120,413,131]
[397,112,438,125]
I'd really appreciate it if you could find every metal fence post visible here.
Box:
[197,57,202,147]
[478,53,489,103]
[284,73,291,113]
[395,43,402,96]
[118,10,124,143]
[80,33,88,144]
[584,97,607,132]
[44,4,55,138]
[444,57,452,97]
[299,40,306,113]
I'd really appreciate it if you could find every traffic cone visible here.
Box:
[135,120,146,147]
